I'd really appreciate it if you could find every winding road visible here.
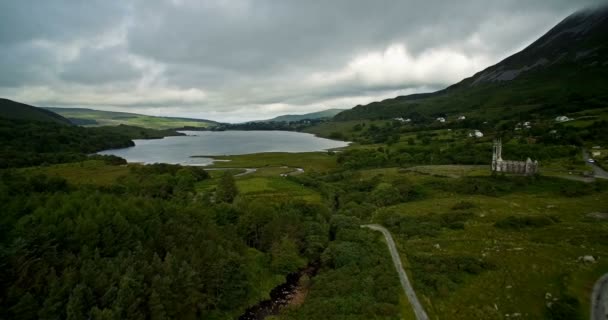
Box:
[362,224,429,320]
[205,166,305,177]
[592,273,608,320]
[583,149,608,179]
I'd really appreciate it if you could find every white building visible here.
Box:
[458,115,466,120]
[394,117,412,123]
[468,130,484,138]
[555,116,571,122]
[436,117,446,123]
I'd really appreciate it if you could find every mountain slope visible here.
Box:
[334,6,608,122]
[0,98,72,125]
[46,107,218,130]
[264,108,346,122]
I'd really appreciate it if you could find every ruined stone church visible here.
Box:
[491,139,539,175]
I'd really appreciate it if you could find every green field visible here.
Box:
[205,152,341,172]
[355,167,608,319]
[46,107,217,130]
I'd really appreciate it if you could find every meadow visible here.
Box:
[324,162,606,320]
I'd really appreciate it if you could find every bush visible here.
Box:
[439,211,474,230]
[545,294,582,320]
[329,131,344,140]
[409,254,494,296]
[451,201,475,210]
[494,215,559,230]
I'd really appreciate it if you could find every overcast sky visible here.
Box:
[0,0,603,122]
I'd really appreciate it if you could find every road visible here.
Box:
[583,149,608,179]
[592,273,608,320]
[204,167,257,176]
[205,166,305,177]
[362,224,429,320]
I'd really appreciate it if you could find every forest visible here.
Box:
[0,118,182,168]
[1,111,606,320]
[0,117,404,319]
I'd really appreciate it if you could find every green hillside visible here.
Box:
[46,107,218,130]
[0,98,72,125]
[265,108,346,122]
[334,7,608,124]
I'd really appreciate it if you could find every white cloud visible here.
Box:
[310,44,492,87]
[0,0,602,122]
[2,85,207,107]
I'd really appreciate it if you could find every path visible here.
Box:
[205,166,305,177]
[204,167,257,176]
[361,224,429,320]
[583,149,608,179]
[591,273,608,320]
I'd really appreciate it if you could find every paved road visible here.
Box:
[206,166,305,177]
[204,167,257,176]
[362,224,429,320]
[583,149,608,179]
[592,273,608,320]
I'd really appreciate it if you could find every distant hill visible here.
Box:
[264,109,346,122]
[335,6,608,122]
[0,98,72,125]
[46,107,218,130]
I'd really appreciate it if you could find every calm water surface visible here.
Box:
[98,130,349,165]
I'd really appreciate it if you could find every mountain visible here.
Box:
[46,107,218,130]
[334,6,608,122]
[0,98,72,125]
[264,109,346,122]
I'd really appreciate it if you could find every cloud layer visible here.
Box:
[0,0,602,122]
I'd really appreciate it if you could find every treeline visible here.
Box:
[210,119,325,132]
[334,142,579,170]
[0,118,182,168]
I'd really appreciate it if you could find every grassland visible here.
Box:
[46,107,217,130]
[205,152,340,172]
[303,119,390,140]
[362,167,608,319]
[19,151,607,319]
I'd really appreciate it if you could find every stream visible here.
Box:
[238,263,319,320]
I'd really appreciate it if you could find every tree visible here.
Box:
[215,171,238,203]
[271,237,306,273]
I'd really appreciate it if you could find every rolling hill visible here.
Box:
[334,6,608,123]
[46,107,218,130]
[0,98,72,125]
[264,108,346,122]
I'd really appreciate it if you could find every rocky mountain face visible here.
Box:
[465,6,608,86]
[333,5,608,122]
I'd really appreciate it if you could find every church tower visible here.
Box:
[492,139,503,172]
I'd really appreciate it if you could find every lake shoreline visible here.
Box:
[98,130,349,165]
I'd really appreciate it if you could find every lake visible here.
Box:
[98,130,349,165]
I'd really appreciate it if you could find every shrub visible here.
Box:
[494,215,559,230]
[451,201,475,210]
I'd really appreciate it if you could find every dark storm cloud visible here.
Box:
[0,1,127,45]
[0,0,604,121]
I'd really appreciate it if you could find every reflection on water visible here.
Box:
[98,130,348,165]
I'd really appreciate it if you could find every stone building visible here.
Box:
[491,139,539,175]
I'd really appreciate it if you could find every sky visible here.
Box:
[0,0,604,122]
